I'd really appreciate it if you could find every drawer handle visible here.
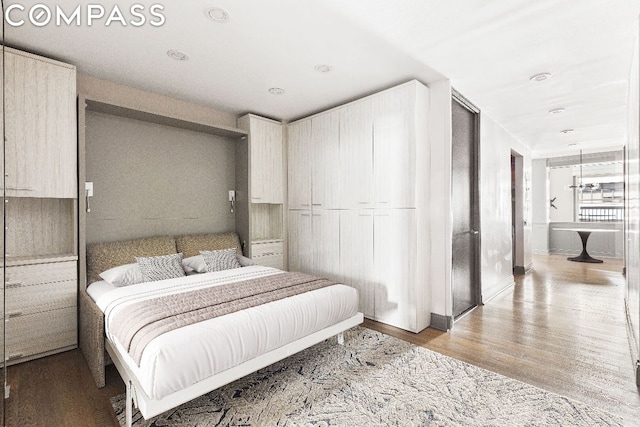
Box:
[8,311,22,318]
[7,353,23,361]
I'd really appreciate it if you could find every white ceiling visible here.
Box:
[6,0,640,157]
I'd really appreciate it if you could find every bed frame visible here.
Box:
[108,313,363,426]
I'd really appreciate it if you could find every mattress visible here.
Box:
[90,265,359,400]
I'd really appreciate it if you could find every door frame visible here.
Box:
[451,89,482,322]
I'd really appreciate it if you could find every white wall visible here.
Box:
[531,159,549,254]
[427,79,453,321]
[625,26,640,383]
[548,167,574,222]
[480,112,532,302]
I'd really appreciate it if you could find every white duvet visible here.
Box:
[89,265,359,400]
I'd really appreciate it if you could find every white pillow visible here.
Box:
[182,255,207,274]
[99,263,144,287]
[136,253,186,282]
[200,248,241,272]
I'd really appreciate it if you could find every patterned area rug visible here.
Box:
[112,327,622,426]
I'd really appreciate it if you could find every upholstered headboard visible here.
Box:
[86,235,177,287]
[85,232,243,287]
[175,232,242,258]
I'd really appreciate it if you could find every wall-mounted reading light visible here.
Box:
[228,190,236,213]
[85,182,93,213]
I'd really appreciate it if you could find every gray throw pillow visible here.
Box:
[200,248,241,272]
[135,253,186,282]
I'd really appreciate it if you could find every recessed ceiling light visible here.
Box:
[268,87,285,95]
[568,143,578,146]
[167,50,189,61]
[205,7,229,22]
[530,72,552,82]
[314,64,332,73]
[560,129,574,134]
[548,108,566,115]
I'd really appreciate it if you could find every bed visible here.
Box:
[79,232,362,427]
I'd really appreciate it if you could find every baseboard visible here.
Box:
[515,262,534,275]
[430,313,453,331]
[482,275,515,304]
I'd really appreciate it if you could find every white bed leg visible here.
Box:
[337,332,344,345]
[126,381,133,427]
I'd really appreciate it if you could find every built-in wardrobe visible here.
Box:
[287,80,433,333]
[0,46,78,424]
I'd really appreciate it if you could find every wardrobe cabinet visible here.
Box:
[311,111,340,209]
[339,100,374,209]
[288,209,339,281]
[2,48,78,365]
[288,120,312,209]
[3,48,77,198]
[287,80,430,333]
[373,83,419,208]
[238,114,283,204]
[237,114,285,269]
[288,210,313,273]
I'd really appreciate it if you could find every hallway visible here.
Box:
[366,254,640,424]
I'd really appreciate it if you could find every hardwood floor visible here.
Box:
[366,254,640,424]
[3,254,639,426]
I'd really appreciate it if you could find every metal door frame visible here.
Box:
[451,89,482,322]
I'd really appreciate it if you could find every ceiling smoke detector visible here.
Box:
[268,87,285,95]
[167,50,189,61]
[205,7,229,22]
[548,108,566,115]
[314,64,332,73]
[560,129,574,134]
[530,72,552,82]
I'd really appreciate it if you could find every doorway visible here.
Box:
[511,151,525,273]
[451,93,480,320]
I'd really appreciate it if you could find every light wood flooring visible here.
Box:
[4,254,639,426]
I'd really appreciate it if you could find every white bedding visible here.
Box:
[90,265,359,400]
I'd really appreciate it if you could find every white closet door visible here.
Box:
[288,120,312,209]
[340,210,375,317]
[373,209,417,331]
[339,99,374,209]
[311,210,340,280]
[311,111,340,209]
[373,84,416,208]
[250,118,283,203]
[288,210,313,273]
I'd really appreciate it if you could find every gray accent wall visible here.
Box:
[85,111,236,243]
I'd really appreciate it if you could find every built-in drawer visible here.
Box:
[5,306,77,363]
[251,241,283,257]
[6,261,77,286]
[254,253,284,269]
[6,279,77,316]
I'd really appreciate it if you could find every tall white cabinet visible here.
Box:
[237,114,285,269]
[287,80,431,333]
[2,48,78,364]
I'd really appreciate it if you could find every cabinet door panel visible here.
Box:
[288,120,312,209]
[373,209,417,331]
[311,210,340,280]
[288,210,313,273]
[340,210,374,317]
[250,118,283,203]
[5,51,76,198]
[311,111,340,208]
[340,100,374,209]
[374,84,415,208]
